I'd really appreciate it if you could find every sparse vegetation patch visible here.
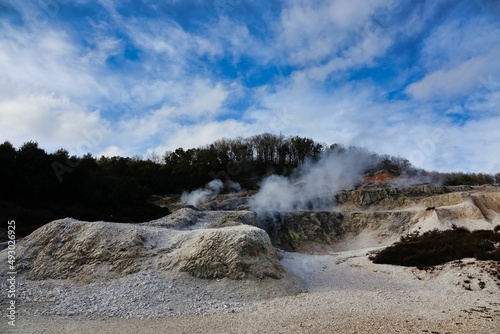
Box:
[370,227,500,268]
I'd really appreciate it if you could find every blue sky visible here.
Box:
[1,0,499,172]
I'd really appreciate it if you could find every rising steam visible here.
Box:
[181,179,242,206]
[181,179,224,206]
[249,150,371,213]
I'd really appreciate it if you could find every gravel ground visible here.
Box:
[1,248,499,334]
[6,271,248,319]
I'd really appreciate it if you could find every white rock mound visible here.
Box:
[10,213,287,284]
[164,225,283,279]
[0,211,306,319]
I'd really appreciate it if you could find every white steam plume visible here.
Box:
[226,180,242,192]
[249,151,371,213]
[181,179,224,206]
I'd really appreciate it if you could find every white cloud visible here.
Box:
[303,33,394,82]
[1,0,499,176]
[115,77,233,132]
[0,3,240,158]
[98,145,127,157]
[154,119,258,153]
[204,17,276,65]
[406,48,500,101]
[178,79,230,117]
[0,93,109,154]
[0,29,103,101]
[420,18,500,70]
[250,77,389,146]
[276,0,392,66]
[278,1,341,65]
[406,15,500,102]
[249,71,500,173]
[438,116,500,173]
[126,19,222,61]
[328,0,387,29]
[81,36,123,65]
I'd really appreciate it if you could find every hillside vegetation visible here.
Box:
[1,134,499,236]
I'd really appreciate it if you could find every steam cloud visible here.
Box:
[249,151,371,213]
[181,179,242,206]
[181,179,223,206]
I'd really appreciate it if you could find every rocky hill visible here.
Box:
[11,214,300,284]
[1,182,499,324]
[174,184,500,252]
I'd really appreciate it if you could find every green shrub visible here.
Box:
[288,230,301,243]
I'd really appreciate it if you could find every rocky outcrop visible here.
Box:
[256,210,413,251]
[15,219,149,282]
[343,211,413,235]
[10,215,286,284]
[335,184,484,209]
[362,169,400,183]
[257,212,344,250]
[198,192,255,211]
[165,225,283,279]
[155,192,256,212]
[256,186,500,251]
[335,184,476,209]
[142,208,258,229]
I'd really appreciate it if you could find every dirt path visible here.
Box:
[8,310,499,334]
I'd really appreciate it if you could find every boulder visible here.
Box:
[165,225,284,279]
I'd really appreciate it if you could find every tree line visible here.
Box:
[1,133,498,236]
